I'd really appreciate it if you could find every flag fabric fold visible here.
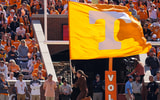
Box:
[69,1,151,60]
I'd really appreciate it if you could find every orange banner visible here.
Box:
[105,71,117,100]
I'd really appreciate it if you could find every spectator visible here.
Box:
[26,24,33,36]
[60,80,72,100]
[30,73,41,100]
[10,17,19,40]
[0,23,11,36]
[28,38,39,54]
[58,76,63,100]
[147,75,159,100]
[92,74,104,100]
[7,72,16,80]
[127,58,145,83]
[0,73,9,100]
[37,71,45,80]
[145,18,152,30]
[0,12,7,26]
[38,3,50,14]
[0,40,4,49]
[7,45,18,62]
[151,34,158,41]
[73,70,88,100]
[154,71,160,81]
[48,0,53,10]
[16,23,26,40]
[125,76,134,100]
[27,53,34,73]
[143,23,152,41]
[7,9,16,25]
[137,6,148,25]
[32,64,47,78]
[30,0,40,13]
[17,39,28,59]
[32,46,40,58]
[12,35,20,50]
[148,4,158,22]
[4,39,12,53]
[145,50,160,76]
[0,4,6,18]
[132,76,142,100]
[50,6,59,15]
[9,0,21,8]
[0,60,8,79]
[0,48,6,61]
[23,15,30,29]
[17,3,29,23]
[129,4,137,17]
[33,57,45,69]
[25,33,32,47]
[55,1,63,14]
[15,73,27,100]
[8,59,20,78]
[12,4,18,14]
[43,74,57,100]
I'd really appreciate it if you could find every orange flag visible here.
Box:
[69,1,151,60]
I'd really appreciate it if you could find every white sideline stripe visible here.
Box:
[32,20,57,82]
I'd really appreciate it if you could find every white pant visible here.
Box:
[93,92,103,100]
[0,94,9,100]
[125,94,134,100]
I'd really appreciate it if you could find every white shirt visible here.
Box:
[15,80,27,94]
[60,84,72,94]
[7,77,17,80]
[149,9,157,19]
[0,64,8,79]
[30,80,41,95]
[16,27,26,36]
[132,81,142,93]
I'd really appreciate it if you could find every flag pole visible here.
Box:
[109,58,113,71]
[69,59,73,84]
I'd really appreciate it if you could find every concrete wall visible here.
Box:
[32,15,69,56]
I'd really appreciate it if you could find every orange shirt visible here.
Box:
[153,2,160,8]
[30,0,40,10]
[9,65,20,72]
[7,15,14,25]
[34,63,45,69]
[19,4,31,12]
[137,10,148,20]
[158,11,160,19]
[32,68,47,77]
[138,5,147,11]
[9,0,21,8]
[12,40,20,50]
[1,41,6,47]
[151,26,160,38]
[126,3,138,10]
[157,51,160,59]
[26,29,33,38]
[28,44,39,53]
[4,46,11,53]
[62,0,67,6]
[25,39,32,47]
